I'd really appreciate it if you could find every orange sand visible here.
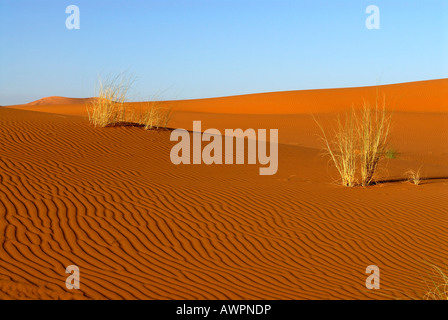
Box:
[1,79,447,299]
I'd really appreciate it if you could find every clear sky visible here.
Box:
[0,0,447,105]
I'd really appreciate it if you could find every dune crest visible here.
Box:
[161,78,448,114]
[9,79,448,115]
[26,96,96,106]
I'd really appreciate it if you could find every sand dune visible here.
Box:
[162,78,448,114]
[26,96,96,106]
[9,79,448,116]
[1,80,447,299]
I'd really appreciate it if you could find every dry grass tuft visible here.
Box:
[314,94,392,187]
[140,101,172,130]
[86,74,171,130]
[405,167,422,185]
[86,73,134,127]
[357,99,392,186]
[423,262,448,300]
[314,110,357,187]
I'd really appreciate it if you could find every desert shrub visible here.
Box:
[86,74,171,129]
[314,97,392,187]
[86,73,133,127]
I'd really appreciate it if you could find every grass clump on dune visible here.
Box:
[423,262,448,300]
[86,73,133,127]
[140,101,172,130]
[314,95,392,187]
[405,167,422,185]
[86,73,171,129]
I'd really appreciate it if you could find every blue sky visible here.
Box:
[0,0,447,105]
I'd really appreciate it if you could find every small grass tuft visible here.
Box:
[385,148,398,159]
[405,167,422,185]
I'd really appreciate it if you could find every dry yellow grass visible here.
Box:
[314,111,357,187]
[423,262,448,300]
[86,74,133,127]
[140,101,172,130]
[314,95,392,187]
[358,98,392,186]
[86,74,171,129]
[405,167,422,185]
[377,262,448,300]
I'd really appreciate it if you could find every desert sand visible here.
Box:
[1,79,447,299]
